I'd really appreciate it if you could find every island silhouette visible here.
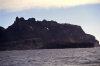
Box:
[0,17,99,50]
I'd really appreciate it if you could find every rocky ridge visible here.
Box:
[0,17,99,50]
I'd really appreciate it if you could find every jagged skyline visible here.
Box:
[0,1,100,43]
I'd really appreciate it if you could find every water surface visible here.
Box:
[0,47,100,66]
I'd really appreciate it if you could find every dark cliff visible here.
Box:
[0,17,99,50]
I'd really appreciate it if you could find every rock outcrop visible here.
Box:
[0,17,99,50]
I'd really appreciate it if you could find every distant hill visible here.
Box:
[0,17,99,50]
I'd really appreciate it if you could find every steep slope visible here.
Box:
[0,17,99,50]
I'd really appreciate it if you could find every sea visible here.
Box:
[0,47,100,66]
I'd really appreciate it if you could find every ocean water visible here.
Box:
[0,47,100,66]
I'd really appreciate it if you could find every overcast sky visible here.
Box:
[0,0,100,43]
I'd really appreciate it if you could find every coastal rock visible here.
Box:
[0,17,99,50]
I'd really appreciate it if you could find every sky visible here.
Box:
[0,0,100,43]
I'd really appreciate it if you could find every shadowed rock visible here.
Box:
[0,17,99,50]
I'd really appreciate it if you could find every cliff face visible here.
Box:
[0,17,99,50]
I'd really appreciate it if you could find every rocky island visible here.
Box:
[0,17,99,50]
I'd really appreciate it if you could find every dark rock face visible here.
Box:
[0,17,99,50]
[0,26,6,43]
